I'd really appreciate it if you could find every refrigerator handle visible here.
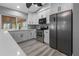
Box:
[54,17,55,22]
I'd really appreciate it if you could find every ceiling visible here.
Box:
[0,3,49,14]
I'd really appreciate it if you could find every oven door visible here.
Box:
[36,30,44,43]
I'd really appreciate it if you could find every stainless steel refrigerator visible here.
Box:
[49,10,73,56]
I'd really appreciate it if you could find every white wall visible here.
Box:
[0,6,28,29]
[73,3,79,56]
[0,6,28,19]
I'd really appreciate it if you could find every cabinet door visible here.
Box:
[9,31,18,42]
[29,31,35,39]
[27,13,33,24]
[44,30,49,44]
[60,4,73,12]
[20,31,26,41]
[27,31,31,39]
[15,32,23,42]
[31,30,36,39]
[33,14,38,24]
[51,4,59,14]
[28,13,38,25]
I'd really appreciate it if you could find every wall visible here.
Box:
[73,3,79,56]
[0,6,28,19]
[0,6,28,29]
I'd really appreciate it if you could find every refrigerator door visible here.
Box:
[49,14,57,49]
[57,10,72,56]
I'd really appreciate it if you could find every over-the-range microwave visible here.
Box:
[39,18,46,24]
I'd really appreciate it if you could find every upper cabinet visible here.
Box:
[27,13,39,25]
[27,5,51,25]
[50,3,73,14]
[38,7,51,24]
[59,3,73,12]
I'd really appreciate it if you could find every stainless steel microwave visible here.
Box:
[39,18,46,24]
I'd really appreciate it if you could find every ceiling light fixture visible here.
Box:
[17,5,20,9]
[26,3,43,8]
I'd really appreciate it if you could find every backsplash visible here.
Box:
[28,25,39,29]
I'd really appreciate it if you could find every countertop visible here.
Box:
[7,29,36,32]
[0,29,26,56]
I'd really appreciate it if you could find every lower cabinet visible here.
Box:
[9,30,36,43]
[44,30,49,44]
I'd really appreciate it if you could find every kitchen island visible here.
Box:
[8,29,36,43]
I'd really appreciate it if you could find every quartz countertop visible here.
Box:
[6,29,36,32]
[0,29,26,56]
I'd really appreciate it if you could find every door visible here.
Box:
[49,14,57,49]
[57,10,72,56]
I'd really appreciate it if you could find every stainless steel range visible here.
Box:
[36,29,44,43]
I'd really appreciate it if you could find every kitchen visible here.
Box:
[0,3,75,56]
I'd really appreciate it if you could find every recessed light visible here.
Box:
[17,5,20,9]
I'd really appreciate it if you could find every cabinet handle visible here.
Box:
[20,34,23,38]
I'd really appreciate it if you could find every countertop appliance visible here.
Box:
[49,10,73,56]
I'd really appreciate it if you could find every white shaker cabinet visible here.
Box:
[51,3,73,14]
[27,13,39,25]
[59,3,73,12]
[28,30,36,39]
[9,30,36,43]
[44,30,49,44]
[38,8,50,24]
